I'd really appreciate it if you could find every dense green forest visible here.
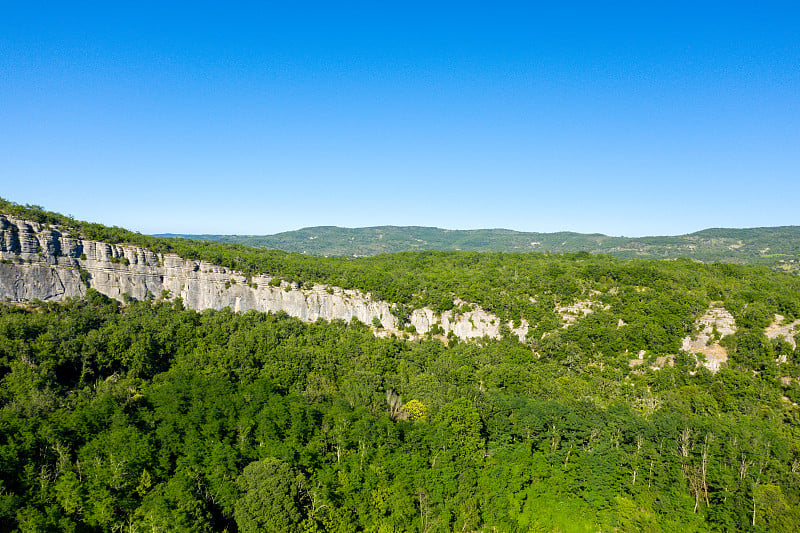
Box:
[158,225,800,271]
[2,293,800,532]
[3,197,800,531]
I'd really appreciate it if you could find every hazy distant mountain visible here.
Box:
[158,225,800,270]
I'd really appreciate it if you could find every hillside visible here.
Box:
[159,225,800,271]
[2,197,800,531]
[158,226,629,256]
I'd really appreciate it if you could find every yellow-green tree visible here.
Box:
[401,399,428,421]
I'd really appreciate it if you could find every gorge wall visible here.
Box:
[0,215,528,341]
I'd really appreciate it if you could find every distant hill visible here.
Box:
[158,225,800,270]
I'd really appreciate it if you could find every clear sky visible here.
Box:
[1,2,798,236]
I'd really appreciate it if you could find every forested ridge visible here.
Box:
[157,225,800,272]
[5,198,800,332]
[3,198,800,531]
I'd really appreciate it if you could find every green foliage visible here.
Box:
[2,197,800,531]
[235,458,304,533]
[157,224,800,273]
[0,299,798,531]
[78,267,91,286]
[5,197,800,338]
[435,398,484,463]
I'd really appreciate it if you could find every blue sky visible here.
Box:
[1,2,798,236]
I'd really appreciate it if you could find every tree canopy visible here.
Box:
[1,293,799,531]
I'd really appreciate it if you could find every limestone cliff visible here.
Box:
[0,215,527,341]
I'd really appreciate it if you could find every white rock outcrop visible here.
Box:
[0,215,526,341]
[408,304,528,340]
[555,296,610,327]
[765,314,800,349]
[680,303,737,372]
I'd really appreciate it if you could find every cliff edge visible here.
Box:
[0,215,528,341]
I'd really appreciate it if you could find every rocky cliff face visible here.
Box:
[0,215,527,341]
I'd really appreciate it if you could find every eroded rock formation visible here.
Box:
[0,215,526,341]
[680,303,737,372]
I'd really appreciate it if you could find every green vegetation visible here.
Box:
[1,294,799,531]
[158,226,629,257]
[4,198,800,332]
[3,197,800,530]
[159,224,800,272]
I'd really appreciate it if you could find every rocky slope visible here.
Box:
[0,215,527,341]
[680,304,737,372]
